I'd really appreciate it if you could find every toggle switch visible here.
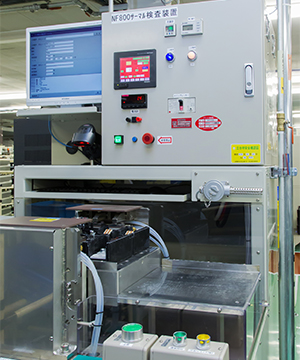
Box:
[142,133,155,145]
[178,99,184,111]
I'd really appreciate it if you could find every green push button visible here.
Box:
[114,135,124,145]
[123,323,143,332]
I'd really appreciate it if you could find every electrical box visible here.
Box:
[101,0,277,166]
[150,335,229,360]
[103,328,158,360]
[0,217,91,360]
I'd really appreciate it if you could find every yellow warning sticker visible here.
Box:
[30,218,60,222]
[231,144,261,163]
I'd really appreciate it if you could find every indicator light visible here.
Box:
[168,26,173,31]
[187,50,197,61]
[165,52,175,63]
[173,331,187,347]
[132,136,138,143]
[196,334,211,350]
[114,135,124,145]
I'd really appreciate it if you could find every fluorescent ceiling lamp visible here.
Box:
[0,93,26,100]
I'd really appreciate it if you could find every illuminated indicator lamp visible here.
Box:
[187,50,197,61]
[132,136,138,143]
[196,334,211,350]
[165,52,175,63]
[142,133,155,145]
[173,331,187,347]
[168,26,174,31]
[114,135,124,145]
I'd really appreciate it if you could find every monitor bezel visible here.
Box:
[26,20,102,107]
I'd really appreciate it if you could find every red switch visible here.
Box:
[142,133,155,145]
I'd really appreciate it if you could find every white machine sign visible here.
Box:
[111,7,178,23]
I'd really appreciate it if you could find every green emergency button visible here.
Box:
[114,135,124,144]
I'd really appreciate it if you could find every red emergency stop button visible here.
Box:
[142,133,155,145]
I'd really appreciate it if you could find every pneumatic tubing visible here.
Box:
[80,252,104,357]
[127,221,170,258]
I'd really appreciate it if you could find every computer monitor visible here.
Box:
[26,20,102,107]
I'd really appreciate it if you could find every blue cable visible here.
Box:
[48,120,73,149]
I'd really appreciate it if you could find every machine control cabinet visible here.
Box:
[102,0,277,166]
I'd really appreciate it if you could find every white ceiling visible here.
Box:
[0,0,300,124]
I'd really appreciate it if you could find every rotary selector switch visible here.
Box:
[121,323,143,343]
[172,331,187,347]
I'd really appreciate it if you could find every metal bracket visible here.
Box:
[270,166,297,178]
[270,166,282,179]
[291,167,298,177]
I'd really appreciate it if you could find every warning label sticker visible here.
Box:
[231,144,261,163]
[171,118,192,128]
[157,136,173,145]
[195,115,222,131]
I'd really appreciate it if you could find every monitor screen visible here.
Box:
[26,20,102,107]
[114,49,156,90]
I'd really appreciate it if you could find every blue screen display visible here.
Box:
[29,25,102,100]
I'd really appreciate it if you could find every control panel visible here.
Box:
[102,0,277,166]
[103,324,158,360]
[151,334,229,360]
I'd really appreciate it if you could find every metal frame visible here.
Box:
[14,164,276,302]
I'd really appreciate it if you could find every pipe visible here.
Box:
[0,0,127,16]
[277,0,295,359]
[80,252,104,357]
[127,221,170,258]
[109,0,114,12]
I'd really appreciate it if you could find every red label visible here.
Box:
[171,118,192,128]
[195,115,222,131]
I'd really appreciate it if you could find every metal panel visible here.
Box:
[101,0,277,166]
[0,224,82,360]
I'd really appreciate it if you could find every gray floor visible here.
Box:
[268,273,300,359]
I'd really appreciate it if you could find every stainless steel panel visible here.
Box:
[93,247,161,306]
[0,223,82,360]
